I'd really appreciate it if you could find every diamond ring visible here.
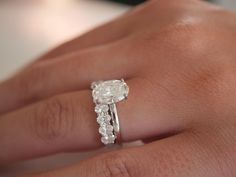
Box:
[91,79,129,145]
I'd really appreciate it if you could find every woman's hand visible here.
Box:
[0,0,236,176]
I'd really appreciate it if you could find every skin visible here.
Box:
[0,0,235,176]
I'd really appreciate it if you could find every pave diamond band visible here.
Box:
[91,79,129,145]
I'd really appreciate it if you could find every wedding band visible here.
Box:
[91,79,129,145]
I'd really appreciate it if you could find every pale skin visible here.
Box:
[0,0,236,176]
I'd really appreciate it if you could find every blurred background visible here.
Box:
[0,0,235,176]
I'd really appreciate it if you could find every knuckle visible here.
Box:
[30,97,74,142]
[162,24,205,54]
[184,64,235,106]
[133,23,206,65]
[95,152,137,177]
[184,67,226,96]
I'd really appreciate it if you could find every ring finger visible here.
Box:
[0,77,190,164]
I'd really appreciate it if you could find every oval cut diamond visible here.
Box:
[92,80,129,104]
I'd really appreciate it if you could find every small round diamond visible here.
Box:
[97,115,111,125]
[99,124,114,136]
[95,104,109,113]
[104,115,111,122]
[97,116,104,125]
[101,135,116,145]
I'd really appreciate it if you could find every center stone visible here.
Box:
[92,80,129,104]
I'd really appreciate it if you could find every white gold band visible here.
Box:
[109,103,121,144]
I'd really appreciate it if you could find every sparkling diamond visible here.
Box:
[92,80,129,104]
[99,124,114,136]
[101,135,116,145]
[97,116,104,125]
[104,115,112,122]
[95,104,109,113]
[97,115,111,124]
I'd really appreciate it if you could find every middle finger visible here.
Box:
[0,38,140,114]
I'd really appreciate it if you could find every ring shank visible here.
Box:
[109,103,122,144]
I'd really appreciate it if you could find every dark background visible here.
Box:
[111,0,145,5]
[111,0,214,5]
